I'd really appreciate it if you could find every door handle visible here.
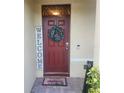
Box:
[65,42,69,50]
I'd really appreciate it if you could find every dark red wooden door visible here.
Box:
[43,16,70,76]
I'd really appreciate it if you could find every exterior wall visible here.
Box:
[24,0,36,93]
[34,0,96,77]
[94,0,99,66]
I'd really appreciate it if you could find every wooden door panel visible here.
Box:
[42,5,70,76]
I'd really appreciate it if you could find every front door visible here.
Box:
[42,5,70,76]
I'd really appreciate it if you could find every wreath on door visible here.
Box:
[48,25,64,42]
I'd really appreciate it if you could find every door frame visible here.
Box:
[42,4,71,77]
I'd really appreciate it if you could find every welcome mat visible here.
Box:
[42,77,67,86]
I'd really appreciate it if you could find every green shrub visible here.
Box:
[86,67,100,93]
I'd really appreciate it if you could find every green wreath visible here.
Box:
[48,25,64,42]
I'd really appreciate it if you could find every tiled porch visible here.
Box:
[31,77,84,93]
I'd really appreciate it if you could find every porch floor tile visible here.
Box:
[31,77,84,93]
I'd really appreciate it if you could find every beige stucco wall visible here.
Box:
[24,0,36,93]
[34,0,96,77]
[94,0,99,66]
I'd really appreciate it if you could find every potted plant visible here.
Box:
[86,67,100,93]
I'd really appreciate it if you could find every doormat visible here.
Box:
[42,77,67,86]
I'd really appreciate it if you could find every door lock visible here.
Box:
[65,42,69,50]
